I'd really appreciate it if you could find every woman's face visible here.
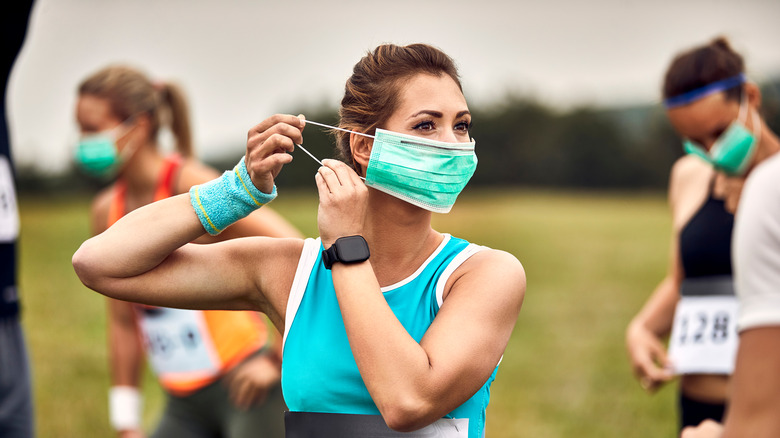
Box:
[382,73,471,143]
[666,91,756,151]
[76,94,123,135]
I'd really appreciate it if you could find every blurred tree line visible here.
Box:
[17,79,780,194]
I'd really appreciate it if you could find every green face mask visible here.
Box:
[682,100,761,176]
[74,122,134,179]
[294,120,477,213]
[365,128,477,213]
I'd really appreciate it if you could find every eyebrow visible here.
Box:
[407,110,471,119]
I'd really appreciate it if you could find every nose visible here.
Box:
[439,128,460,143]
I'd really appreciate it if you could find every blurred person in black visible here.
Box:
[626,37,747,432]
[1,1,36,437]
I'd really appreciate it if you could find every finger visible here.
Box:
[249,128,300,155]
[248,114,305,137]
[229,375,250,409]
[639,376,653,392]
[323,159,362,187]
[247,145,294,173]
[236,379,265,410]
[235,379,253,410]
[317,165,342,192]
[647,348,674,382]
[315,170,332,198]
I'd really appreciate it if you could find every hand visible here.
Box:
[245,114,305,194]
[680,419,724,438]
[315,159,368,248]
[224,354,281,411]
[118,429,146,438]
[626,322,674,393]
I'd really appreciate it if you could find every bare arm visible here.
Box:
[626,156,711,391]
[316,160,525,431]
[107,299,146,437]
[680,328,780,438]
[721,327,780,438]
[73,114,308,329]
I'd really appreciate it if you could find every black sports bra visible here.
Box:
[679,181,734,279]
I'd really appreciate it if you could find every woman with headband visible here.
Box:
[681,93,780,438]
[74,65,300,438]
[72,44,526,437]
[659,38,780,438]
[625,37,758,431]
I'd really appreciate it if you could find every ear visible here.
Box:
[745,82,762,110]
[129,112,153,141]
[350,132,373,175]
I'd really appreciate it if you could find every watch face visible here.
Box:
[336,235,370,263]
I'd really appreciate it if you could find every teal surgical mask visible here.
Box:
[296,120,477,213]
[365,128,476,213]
[682,98,762,176]
[74,121,135,179]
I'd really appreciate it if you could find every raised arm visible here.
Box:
[315,160,525,431]
[72,114,307,328]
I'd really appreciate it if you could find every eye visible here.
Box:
[454,120,472,133]
[412,120,435,131]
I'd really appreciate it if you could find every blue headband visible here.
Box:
[663,73,746,108]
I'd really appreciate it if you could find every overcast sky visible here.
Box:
[7,0,780,173]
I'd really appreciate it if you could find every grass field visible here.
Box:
[18,188,678,437]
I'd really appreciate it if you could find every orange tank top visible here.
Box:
[108,155,269,395]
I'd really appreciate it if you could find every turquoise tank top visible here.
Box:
[282,234,498,438]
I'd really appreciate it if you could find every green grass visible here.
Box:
[18,188,677,437]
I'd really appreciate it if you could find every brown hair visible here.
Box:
[78,65,194,157]
[663,36,745,103]
[336,43,462,171]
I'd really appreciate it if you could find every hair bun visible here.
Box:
[711,36,733,52]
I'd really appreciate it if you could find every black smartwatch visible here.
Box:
[322,235,370,270]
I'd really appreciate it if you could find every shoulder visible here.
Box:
[448,247,525,303]
[174,157,222,193]
[668,155,712,203]
[668,155,713,227]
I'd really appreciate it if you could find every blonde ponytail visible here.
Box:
[158,82,194,158]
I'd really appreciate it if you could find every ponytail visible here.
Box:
[158,82,194,158]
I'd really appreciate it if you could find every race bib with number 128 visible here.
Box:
[668,295,739,375]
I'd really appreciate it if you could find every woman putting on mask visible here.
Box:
[626,37,777,432]
[74,65,300,438]
[72,44,526,437]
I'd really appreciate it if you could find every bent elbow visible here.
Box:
[72,240,104,293]
[380,395,435,433]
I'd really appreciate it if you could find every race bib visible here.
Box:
[137,307,220,377]
[668,295,739,375]
[0,157,19,243]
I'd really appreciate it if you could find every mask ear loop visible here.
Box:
[750,104,762,149]
[737,91,748,123]
[295,119,370,181]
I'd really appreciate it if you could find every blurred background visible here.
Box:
[7,0,780,436]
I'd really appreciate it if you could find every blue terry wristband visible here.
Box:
[189,157,277,235]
